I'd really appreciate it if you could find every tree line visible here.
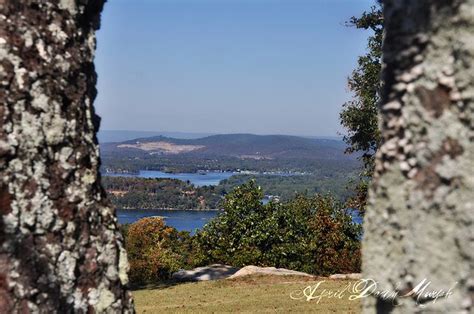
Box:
[102,176,224,210]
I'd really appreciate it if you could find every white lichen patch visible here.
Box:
[54,54,70,72]
[2,210,19,233]
[22,30,34,48]
[32,199,57,234]
[35,39,50,62]
[57,250,78,294]
[44,113,66,145]
[72,290,87,312]
[18,111,44,149]
[88,283,116,313]
[45,243,62,261]
[31,93,49,111]
[105,265,118,282]
[58,146,74,170]
[30,81,49,110]
[118,247,130,285]
[87,32,96,57]
[48,23,68,43]
[0,40,27,91]
[81,169,97,185]
[15,67,27,89]
[58,0,77,15]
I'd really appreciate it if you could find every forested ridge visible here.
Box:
[100,133,361,174]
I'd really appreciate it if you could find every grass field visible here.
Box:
[133,275,361,313]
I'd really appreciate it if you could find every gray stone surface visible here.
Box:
[328,273,362,280]
[172,265,315,282]
[228,265,314,279]
[362,1,473,313]
[172,264,239,281]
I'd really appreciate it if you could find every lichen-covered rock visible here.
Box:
[362,1,473,313]
[0,1,134,312]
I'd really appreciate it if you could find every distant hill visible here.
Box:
[98,130,215,143]
[101,133,352,161]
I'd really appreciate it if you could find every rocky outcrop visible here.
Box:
[172,264,317,282]
[171,264,368,284]
[0,1,134,312]
[172,264,239,281]
[228,266,314,279]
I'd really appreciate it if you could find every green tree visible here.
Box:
[340,3,383,213]
[196,181,361,275]
[195,180,285,267]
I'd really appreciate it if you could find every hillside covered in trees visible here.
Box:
[100,133,361,174]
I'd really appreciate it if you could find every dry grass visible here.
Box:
[133,275,361,313]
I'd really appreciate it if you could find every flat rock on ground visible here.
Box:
[227,265,314,279]
[172,264,239,282]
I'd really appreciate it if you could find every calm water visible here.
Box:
[107,170,235,186]
[117,209,220,233]
[351,210,363,225]
[117,208,363,234]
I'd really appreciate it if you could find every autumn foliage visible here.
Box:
[125,217,187,285]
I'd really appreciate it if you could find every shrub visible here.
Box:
[304,195,361,275]
[125,217,185,285]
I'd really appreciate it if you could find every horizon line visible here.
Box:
[99,129,345,139]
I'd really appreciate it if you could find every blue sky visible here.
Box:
[95,0,376,137]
